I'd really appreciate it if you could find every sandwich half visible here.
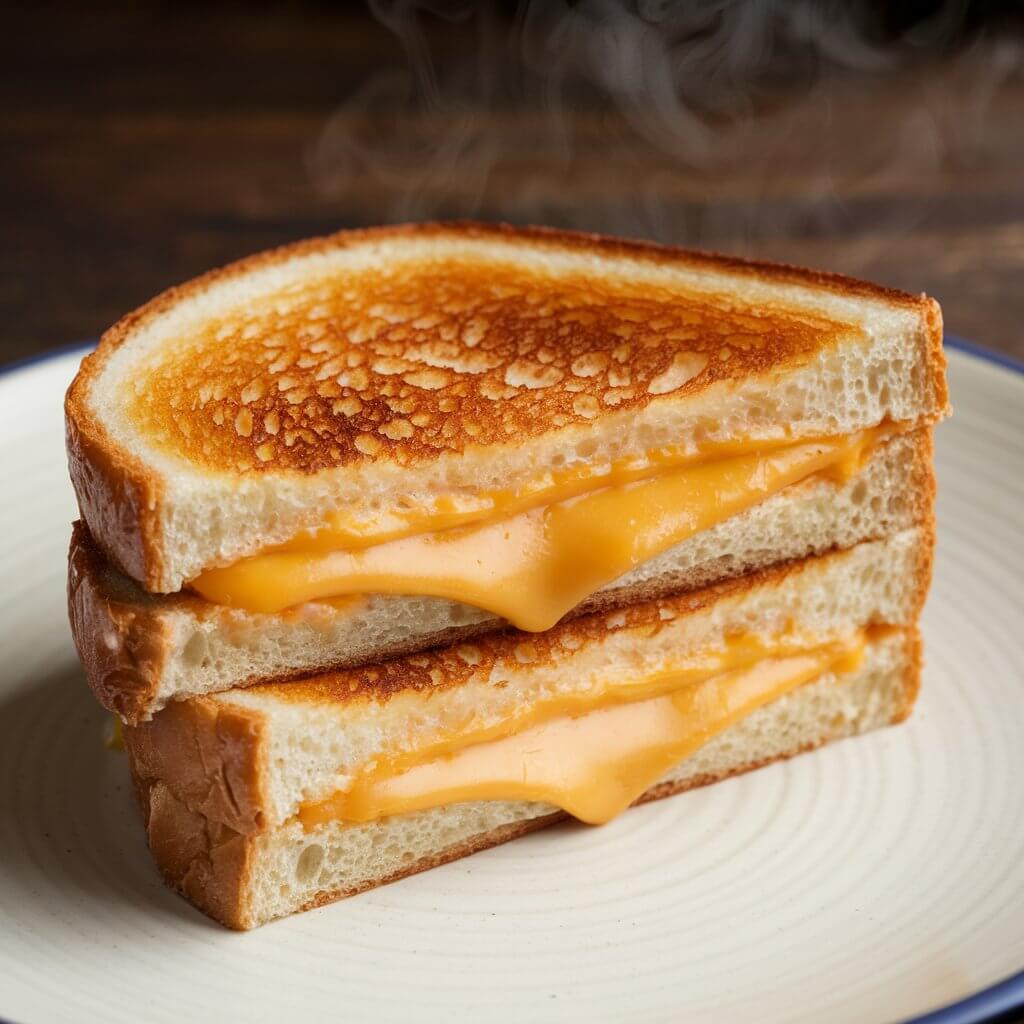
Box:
[66,223,947,722]
[124,528,930,929]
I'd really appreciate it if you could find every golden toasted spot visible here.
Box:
[456,644,482,666]
[608,365,631,387]
[411,412,432,427]
[372,357,410,375]
[380,419,414,441]
[417,346,500,375]
[514,643,537,665]
[658,607,675,620]
[337,367,370,390]
[332,396,363,417]
[571,352,609,378]
[480,379,518,401]
[268,352,295,374]
[504,361,564,390]
[354,433,382,455]
[385,397,417,415]
[234,407,253,437]
[461,318,487,347]
[647,351,709,395]
[411,313,443,329]
[403,368,449,390]
[238,381,263,404]
[256,442,275,462]
[605,611,627,628]
[602,389,629,406]
[572,394,601,419]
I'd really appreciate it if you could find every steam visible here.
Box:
[308,0,1021,264]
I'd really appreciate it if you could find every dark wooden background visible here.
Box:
[4,1,1023,367]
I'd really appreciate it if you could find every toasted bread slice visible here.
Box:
[124,527,931,839]
[130,626,919,929]
[72,428,934,723]
[66,223,947,593]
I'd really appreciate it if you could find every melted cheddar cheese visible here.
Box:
[192,429,888,631]
[298,631,866,829]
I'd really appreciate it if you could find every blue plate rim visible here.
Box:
[0,335,1020,1024]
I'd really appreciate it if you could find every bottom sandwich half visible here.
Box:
[125,529,930,929]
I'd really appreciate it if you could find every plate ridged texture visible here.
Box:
[0,346,1021,1023]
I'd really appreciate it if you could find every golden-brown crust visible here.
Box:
[124,697,268,836]
[134,636,920,930]
[67,521,169,722]
[65,221,947,591]
[65,379,166,587]
[121,263,842,476]
[906,430,937,624]
[132,770,254,931]
[892,625,925,723]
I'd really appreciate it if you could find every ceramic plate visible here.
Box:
[1,340,1022,1024]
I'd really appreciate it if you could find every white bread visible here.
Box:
[65,223,948,592]
[124,527,931,837]
[71,428,935,723]
[132,627,918,929]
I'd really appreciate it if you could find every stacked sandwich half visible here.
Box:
[65,223,948,929]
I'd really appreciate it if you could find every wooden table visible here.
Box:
[4,5,1023,366]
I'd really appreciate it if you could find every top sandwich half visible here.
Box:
[66,222,948,599]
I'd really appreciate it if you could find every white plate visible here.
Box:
[1,341,1022,1024]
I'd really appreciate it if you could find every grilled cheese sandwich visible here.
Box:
[64,225,944,929]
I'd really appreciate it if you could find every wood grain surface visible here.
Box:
[3,3,1023,365]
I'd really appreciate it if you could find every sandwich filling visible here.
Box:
[298,628,868,829]
[192,428,894,630]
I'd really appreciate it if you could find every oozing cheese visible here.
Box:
[298,631,866,829]
[191,429,887,630]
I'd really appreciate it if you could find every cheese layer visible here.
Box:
[192,429,887,630]
[298,631,866,829]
